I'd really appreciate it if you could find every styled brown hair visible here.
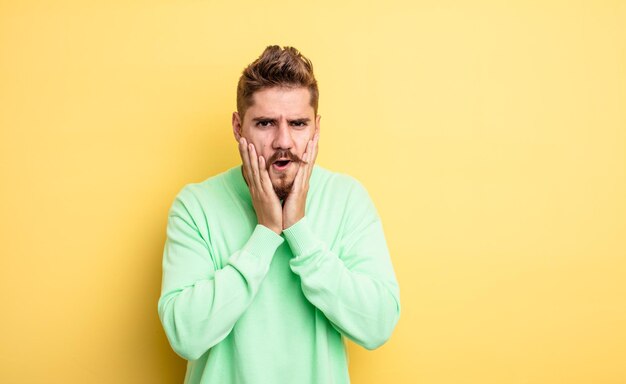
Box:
[237,45,319,119]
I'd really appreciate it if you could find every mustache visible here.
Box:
[266,149,306,169]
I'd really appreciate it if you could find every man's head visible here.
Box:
[232,45,320,200]
[236,45,318,119]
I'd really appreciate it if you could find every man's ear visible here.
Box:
[232,111,243,142]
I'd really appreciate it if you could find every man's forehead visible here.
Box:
[248,87,314,116]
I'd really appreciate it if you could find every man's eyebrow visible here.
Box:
[252,117,277,122]
[288,118,311,123]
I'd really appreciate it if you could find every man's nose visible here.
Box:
[272,121,294,149]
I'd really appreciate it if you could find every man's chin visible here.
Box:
[272,180,294,201]
[269,165,298,199]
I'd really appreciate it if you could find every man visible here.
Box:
[158,45,400,384]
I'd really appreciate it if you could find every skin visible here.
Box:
[232,86,320,235]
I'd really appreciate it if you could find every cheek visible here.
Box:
[246,137,269,156]
[246,133,272,156]
[260,144,273,158]
[295,136,313,154]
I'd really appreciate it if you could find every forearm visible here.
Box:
[283,217,400,350]
[158,224,283,360]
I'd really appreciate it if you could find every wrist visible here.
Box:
[260,222,282,235]
[283,214,304,230]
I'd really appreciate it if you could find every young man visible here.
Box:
[158,46,400,384]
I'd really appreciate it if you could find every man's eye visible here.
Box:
[256,120,273,127]
[291,121,307,127]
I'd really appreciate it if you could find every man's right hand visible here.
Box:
[238,138,283,235]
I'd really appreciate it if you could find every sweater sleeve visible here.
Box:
[157,192,284,361]
[282,181,401,350]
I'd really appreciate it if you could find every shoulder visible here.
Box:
[311,165,379,224]
[168,169,233,217]
[312,165,372,201]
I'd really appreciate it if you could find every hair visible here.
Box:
[236,45,319,119]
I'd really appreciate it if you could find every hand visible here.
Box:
[283,133,319,229]
[238,138,283,235]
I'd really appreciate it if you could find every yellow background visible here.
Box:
[1,0,625,383]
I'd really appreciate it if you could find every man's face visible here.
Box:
[232,86,320,199]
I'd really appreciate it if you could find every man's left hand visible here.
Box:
[283,133,319,229]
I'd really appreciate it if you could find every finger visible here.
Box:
[303,138,313,169]
[311,132,320,165]
[301,135,318,186]
[258,155,267,187]
[258,156,277,196]
[306,134,319,180]
[238,138,253,184]
[248,143,262,189]
[292,141,310,190]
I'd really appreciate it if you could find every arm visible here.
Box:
[283,182,401,350]
[159,137,285,361]
[157,192,283,361]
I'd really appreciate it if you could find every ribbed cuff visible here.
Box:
[229,225,284,276]
[282,217,320,258]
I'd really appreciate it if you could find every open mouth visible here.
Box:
[272,159,291,171]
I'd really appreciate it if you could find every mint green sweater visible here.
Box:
[158,165,400,384]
